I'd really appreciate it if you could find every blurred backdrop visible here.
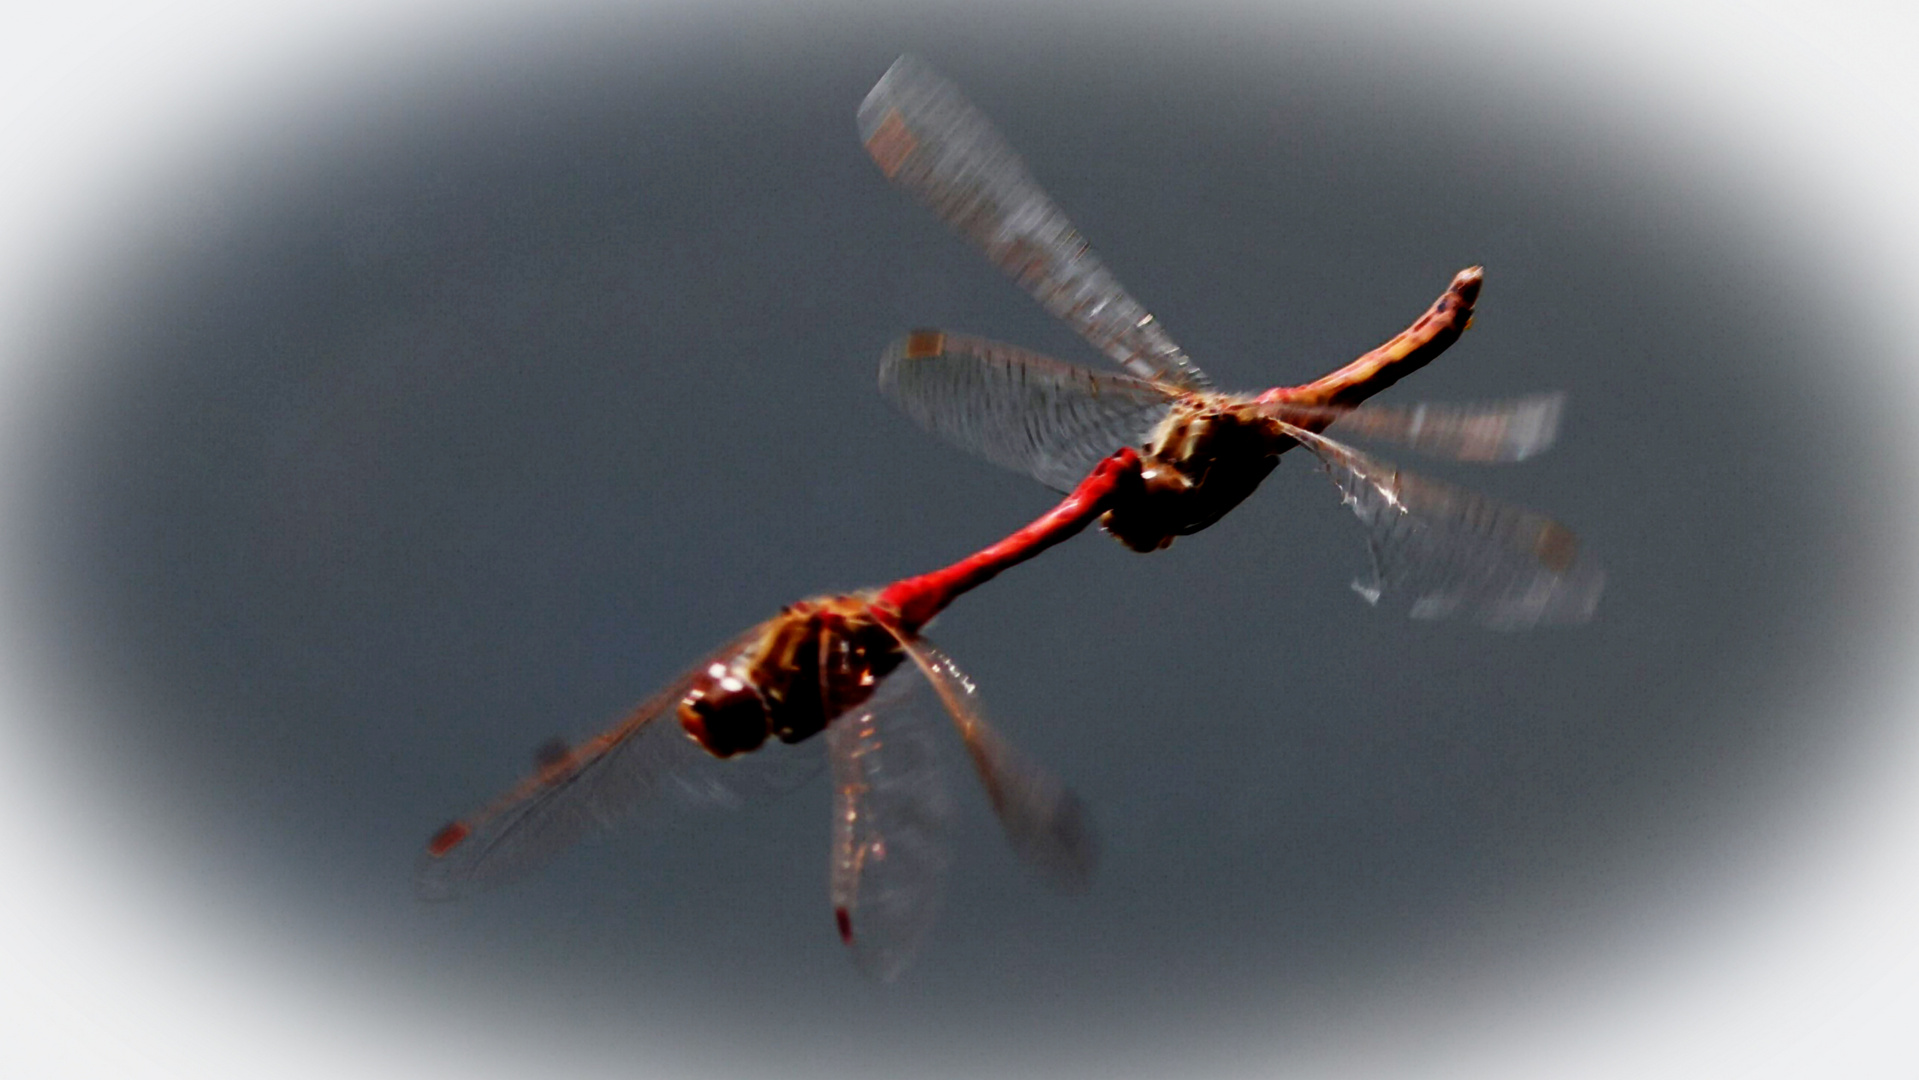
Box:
[4,2,1915,1078]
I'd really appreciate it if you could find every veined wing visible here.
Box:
[1275,421,1605,629]
[859,55,1213,391]
[900,636,1097,894]
[417,622,817,900]
[825,633,1098,980]
[826,671,953,982]
[1259,392,1566,463]
[880,329,1175,491]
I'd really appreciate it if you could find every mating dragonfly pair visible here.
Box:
[419,56,1604,980]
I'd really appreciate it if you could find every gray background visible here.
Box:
[25,6,1897,1076]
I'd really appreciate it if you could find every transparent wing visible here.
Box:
[417,621,820,900]
[826,673,953,982]
[859,55,1213,391]
[899,636,1098,894]
[879,329,1176,491]
[1259,393,1566,463]
[1276,421,1605,629]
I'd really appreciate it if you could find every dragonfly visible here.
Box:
[861,56,1603,628]
[419,450,1142,981]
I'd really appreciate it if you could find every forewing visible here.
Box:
[826,674,953,982]
[417,622,819,900]
[899,637,1098,894]
[879,330,1175,491]
[859,55,1212,391]
[1277,422,1605,629]
[1260,393,1566,463]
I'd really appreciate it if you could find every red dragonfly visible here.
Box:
[861,57,1602,628]
[419,451,1141,980]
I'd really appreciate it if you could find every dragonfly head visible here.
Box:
[678,661,771,758]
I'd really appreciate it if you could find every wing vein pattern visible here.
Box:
[417,624,817,899]
[826,675,952,983]
[1279,422,1605,629]
[1262,392,1566,463]
[859,55,1213,390]
[899,636,1098,893]
[880,331,1174,491]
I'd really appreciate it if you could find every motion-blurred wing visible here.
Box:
[418,623,817,900]
[1260,393,1565,463]
[899,636,1098,894]
[880,330,1175,491]
[859,55,1213,391]
[826,677,953,982]
[1277,422,1605,629]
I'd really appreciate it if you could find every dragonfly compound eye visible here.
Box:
[678,673,770,758]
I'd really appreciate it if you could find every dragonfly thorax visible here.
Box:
[677,596,906,758]
[1102,398,1289,552]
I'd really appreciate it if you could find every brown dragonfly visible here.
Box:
[861,56,1602,629]
[419,451,1141,980]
